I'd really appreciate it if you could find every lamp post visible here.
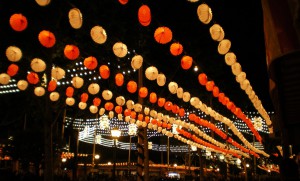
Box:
[111,128,121,181]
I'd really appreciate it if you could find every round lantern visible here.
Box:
[170,42,183,56]
[197,3,213,24]
[118,114,123,121]
[205,81,215,91]
[225,52,236,66]
[66,97,75,106]
[157,98,166,107]
[34,87,45,96]
[99,108,105,116]
[81,93,89,103]
[78,102,87,110]
[93,97,101,106]
[0,73,11,85]
[89,105,98,114]
[131,55,143,70]
[218,39,231,55]
[84,56,98,70]
[51,67,65,80]
[102,90,113,100]
[145,66,158,81]
[236,72,246,83]
[49,92,59,101]
[133,103,143,113]
[164,101,173,111]
[118,0,128,5]
[168,82,178,94]
[104,102,114,111]
[138,5,151,26]
[38,30,56,48]
[68,8,83,29]
[48,80,57,92]
[88,83,100,95]
[212,86,219,97]
[154,27,172,44]
[181,55,193,70]
[64,45,80,60]
[150,110,157,118]
[144,107,150,115]
[182,92,191,102]
[115,73,124,86]
[209,24,225,41]
[127,80,137,93]
[66,86,74,97]
[17,80,28,90]
[231,62,242,76]
[6,46,22,62]
[7,64,19,76]
[149,92,157,103]
[9,13,28,32]
[126,100,134,110]
[99,65,110,79]
[72,76,84,88]
[116,96,126,106]
[171,105,179,114]
[241,79,250,90]
[190,97,200,107]
[157,73,166,86]
[109,111,114,119]
[27,72,39,84]
[177,87,183,99]
[90,26,107,44]
[31,58,46,72]
[115,106,123,114]
[35,0,51,6]
[139,87,148,98]
[198,73,207,86]
[112,42,128,58]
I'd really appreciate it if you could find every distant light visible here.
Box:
[173,163,177,167]
[95,154,100,159]
[108,162,112,165]
[194,66,198,72]
[62,158,67,162]
[246,163,250,168]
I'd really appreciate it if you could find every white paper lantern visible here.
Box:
[177,87,183,99]
[102,90,113,100]
[225,52,236,66]
[17,80,28,90]
[88,83,100,95]
[126,100,134,110]
[66,97,75,106]
[90,26,107,44]
[69,8,83,29]
[133,103,142,112]
[51,67,65,80]
[218,39,231,55]
[145,66,158,81]
[49,92,59,101]
[72,76,84,88]
[34,86,45,96]
[31,58,46,72]
[118,114,123,120]
[89,105,98,114]
[6,46,22,62]
[182,92,191,102]
[144,107,150,115]
[197,4,213,24]
[35,0,51,6]
[0,73,11,85]
[78,102,87,110]
[209,24,224,41]
[99,108,105,116]
[168,82,178,94]
[116,96,126,106]
[112,42,128,58]
[131,55,143,70]
[231,62,242,76]
[157,73,166,86]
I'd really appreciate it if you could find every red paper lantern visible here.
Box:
[127,80,137,93]
[66,86,74,97]
[84,56,98,70]
[130,111,136,119]
[118,0,128,5]
[124,109,131,117]
[27,72,39,84]
[154,27,173,44]
[99,65,110,79]
[115,106,123,114]
[149,92,157,103]
[7,64,19,76]
[178,108,185,117]
[171,104,179,114]
[181,55,193,70]
[151,119,158,125]
[157,121,162,127]
[38,30,56,48]
[138,114,144,121]
[93,97,101,106]
[48,80,57,92]
[104,102,114,111]
[64,45,80,60]
[212,86,219,97]
[9,13,28,32]
[81,93,89,102]
[139,87,148,98]
[157,98,166,107]
[164,101,173,111]
[138,5,151,26]
[115,73,124,86]
[144,116,150,123]
[198,73,207,86]
[170,42,183,56]
[205,81,215,91]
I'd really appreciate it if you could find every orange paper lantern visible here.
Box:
[84,56,98,70]
[115,106,123,114]
[104,102,114,111]
[205,81,215,91]
[138,5,151,26]
[212,86,219,97]
[93,97,101,106]
[127,80,137,93]
[164,101,173,111]
[138,114,144,121]
[149,92,157,103]
[144,116,150,123]
[115,73,124,86]
[27,72,39,84]
[171,104,179,114]
[139,87,148,98]
[99,65,110,79]
[118,0,128,5]
[170,42,183,56]
[124,109,131,117]
[9,13,28,32]
[181,55,193,70]
[66,86,74,97]
[7,64,19,76]
[48,80,57,92]
[64,45,80,60]
[38,30,56,48]
[178,108,185,117]
[81,93,89,103]
[157,98,166,107]
[198,73,207,86]
[130,111,137,119]
[154,27,172,44]
[151,119,157,125]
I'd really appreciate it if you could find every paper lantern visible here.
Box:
[124,109,131,117]
[177,87,183,99]
[116,96,126,106]
[168,82,178,94]
[109,111,114,119]
[81,93,89,103]
[198,73,207,86]
[149,92,157,103]
[34,87,45,96]
[139,87,148,98]
[31,58,46,72]
[218,39,231,55]
[236,72,246,83]
[7,64,19,76]
[90,26,107,44]
[138,5,151,26]
[48,80,57,92]
[88,83,100,95]
[51,67,65,80]
[209,24,225,41]
[154,27,172,44]
[99,108,105,116]
[64,45,80,60]
[102,90,113,100]
[35,0,51,6]
[131,55,143,70]
[49,92,59,101]
[197,4,213,24]
[115,73,124,86]
[150,110,157,118]
[89,105,98,114]
[171,105,179,114]
[9,13,28,32]
[190,97,200,107]
[6,46,22,62]
[127,80,137,93]
[38,30,56,48]
[181,55,193,70]
[72,76,84,89]
[206,81,215,91]
[170,42,183,56]
[17,80,28,90]
[164,101,173,111]
[118,0,128,5]
[231,62,242,76]
[144,107,150,115]
[104,102,114,111]
[83,56,98,70]
[68,8,83,29]
[115,106,123,114]
[145,66,158,80]
[66,97,75,106]
[78,102,87,110]
[133,103,142,112]
[182,92,191,102]
[112,42,128,58]
[99,65,110,79]
[93,97,101,106]
[27,72,39,84]
[0,73,11,85]
[66,86,74,97]
[157,73,166,86]
[212,86,219,97]
[225,52,236,66]
[157,98,166,107]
